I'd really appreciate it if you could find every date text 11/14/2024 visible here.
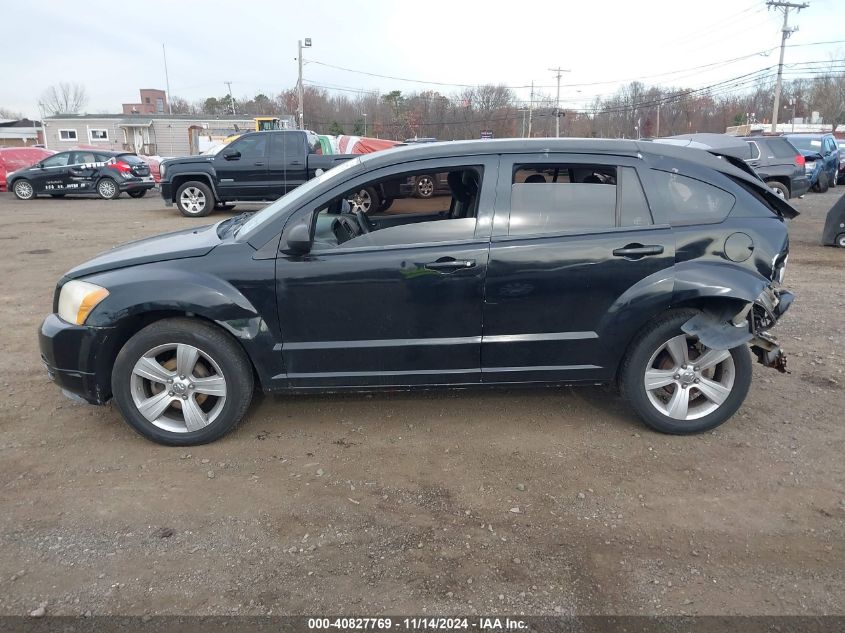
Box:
[307,617,528,630]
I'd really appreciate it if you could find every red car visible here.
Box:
[0,147,55,192]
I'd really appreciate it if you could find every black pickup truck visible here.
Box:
[161,130,357,217]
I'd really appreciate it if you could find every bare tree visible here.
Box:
[0,107,23,119]
[40,83,88,115]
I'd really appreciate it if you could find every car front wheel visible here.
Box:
[620,310,752,434]
[112,318,254,445]
[12,180,35,200]
[176,181,214,217]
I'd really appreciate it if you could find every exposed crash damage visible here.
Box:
[681,285,793,374]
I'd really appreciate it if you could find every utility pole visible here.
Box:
[224,81,235,115]
[528,81,534,137]
[767,1,808,133]
[162,44,172,115]
[656,102,661,138]
[297,38,312,130]
[549,67,571,137]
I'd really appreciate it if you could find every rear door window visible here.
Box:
[508,163,653,235]
[651,171,735,225]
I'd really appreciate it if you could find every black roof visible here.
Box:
[358,137,743,176]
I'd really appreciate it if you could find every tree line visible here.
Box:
[25,69,845,140]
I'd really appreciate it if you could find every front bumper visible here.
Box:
[39,313,115,404]
[160,182,174,205]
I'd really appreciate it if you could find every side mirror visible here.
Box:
[223,150,241,161]
[340,198,351,214]
[809,152,823,161]
[282,223,312,255]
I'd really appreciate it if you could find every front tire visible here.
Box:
[12,180,35,200]
[619,310,752,435]
[112,318,254,446]
[97,178,120,199]
[176,181,214,217]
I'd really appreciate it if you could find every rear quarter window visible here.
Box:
[650,170,735,225]
[766,138,800,159]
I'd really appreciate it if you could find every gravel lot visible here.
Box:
[0,189,843,617]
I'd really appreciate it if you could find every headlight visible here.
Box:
[58,280,109,325]
[159,162,166,178]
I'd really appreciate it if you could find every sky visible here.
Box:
[1,0,844,119]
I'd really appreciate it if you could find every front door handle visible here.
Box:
[254,161,265,166]
[612,243,664,258]
[424,258,476,273]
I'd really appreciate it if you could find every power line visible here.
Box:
[767,0,810,132]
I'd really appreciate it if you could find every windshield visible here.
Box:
[236,157,363,237]
[787,136,821,152]
[202,143,229,156]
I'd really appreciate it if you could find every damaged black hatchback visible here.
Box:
[40,139,795,445]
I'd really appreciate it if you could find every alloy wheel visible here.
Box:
[643,334,736,421]
[14,181,34,199]
[348,189,372,213]
[417,176,435,197]
[180,187,207,215]
[129,343,227,433]
[98,180,117,198]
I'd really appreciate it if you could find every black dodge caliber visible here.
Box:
[40,139,796,445]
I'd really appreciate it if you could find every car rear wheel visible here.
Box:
[765,180,789,199]
[836,233,845,248]
[176,181,214,217]
[620,310,752,435]
[348,186,380,215]
[112,318,253,445]
[128,189,147,199]
[97,178,120,199]
[415,175,436,198]
[12,180,35,200]
[814,171,829,193]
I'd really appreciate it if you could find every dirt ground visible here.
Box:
[0,188,843,617]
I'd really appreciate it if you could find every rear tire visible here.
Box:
[176,181,214,217]
[111,318,254,446]
[348,186,380,215]
[97,178,120,199]
[836,233,845,248]
[814,171,829,193]
[619,310,752,435]
[415,175,436,198]
[378,197,394,212]
[765,180,789,199]
[12,180,35,200]
[128,189,147,199]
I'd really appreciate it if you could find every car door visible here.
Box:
[67,151,101,194]
[268,132,308,198]
[273,156,498,388]
[32,152,72,193]
[481,154,675,384]
[213,134,269,199]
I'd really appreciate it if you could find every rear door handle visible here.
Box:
[254,161,265,166]
[290,161,303,166]
[424,258,476,273]
[612,243,664,258]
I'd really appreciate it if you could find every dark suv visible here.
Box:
[40,139,795,445]
[740,136,809,199]
[8,150,154,200]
